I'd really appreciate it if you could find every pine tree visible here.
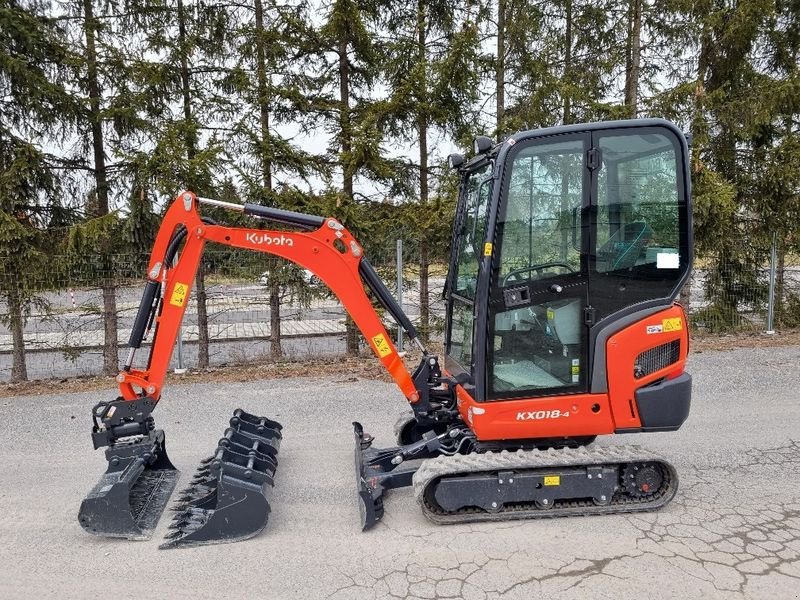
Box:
[225,0,324,358]
[124,0,233,369]
[0,0,75,381]
[377,0,483,342]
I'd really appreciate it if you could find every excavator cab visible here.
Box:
[445,120,691,413]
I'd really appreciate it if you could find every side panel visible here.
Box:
[456,386,615,441]
[606,304,689,431]
[454,304,688,442]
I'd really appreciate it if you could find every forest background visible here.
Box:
[1,0,799,382]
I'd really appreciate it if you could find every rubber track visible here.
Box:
[413,444,678,525]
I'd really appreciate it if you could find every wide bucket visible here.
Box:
[78,429,179,540]
[160,409,282,549]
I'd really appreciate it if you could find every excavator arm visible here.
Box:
[80,191,456,545]
[119,191,429,404]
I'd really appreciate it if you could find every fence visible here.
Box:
[1,246,799,382]
[0,248,445,382]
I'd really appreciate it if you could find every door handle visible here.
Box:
[548,284,563,293]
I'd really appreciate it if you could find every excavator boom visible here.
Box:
[79,191,448,545]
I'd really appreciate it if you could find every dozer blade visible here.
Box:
[79,429,179,540]
[354,422,419,532]
[160,409,282,549]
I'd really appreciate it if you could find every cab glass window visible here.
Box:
[496,139,584,285]
[592,130,688,317]
[453,164,491,299]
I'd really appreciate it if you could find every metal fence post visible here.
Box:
[396,239,404,352]
[766,231,777,334]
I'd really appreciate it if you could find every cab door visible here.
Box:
[486,134,590,400]
[444,162,493,384]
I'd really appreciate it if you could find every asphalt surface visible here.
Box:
[0,345,798,599]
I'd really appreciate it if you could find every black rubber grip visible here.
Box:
[243,204,325,229]
[359,259,419,340]
[128,280,160,349]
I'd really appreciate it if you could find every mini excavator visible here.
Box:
[79,118,693,548]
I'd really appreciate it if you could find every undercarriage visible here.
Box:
[356,417,677,530]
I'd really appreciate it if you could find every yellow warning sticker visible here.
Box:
[662,317,683,332]
[169,282,189,307]
[483,242,493,256]
[571,365,580,375]
[544,475,561,487]
[546,309,555,321]
[372,334,392,358]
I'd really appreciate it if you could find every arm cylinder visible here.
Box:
[128,280,160,349]
[359,259,420,343]
[242,204,325,229]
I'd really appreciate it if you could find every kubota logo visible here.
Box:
[516,409,570,421]
[246,232,294,247]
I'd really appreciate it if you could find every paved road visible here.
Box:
[0,345,798,599]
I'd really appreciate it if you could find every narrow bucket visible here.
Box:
[78,430,179,540]
[160,409,282,549]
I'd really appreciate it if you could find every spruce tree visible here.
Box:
[225,0,324,358]
[0,0,75,381]
[377,0,482,342]
[125,0,232,369]
[311,0,410,355]
[496,0,621,130]
[57,0,144,374]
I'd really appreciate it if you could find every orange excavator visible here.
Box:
[79,118,693,548]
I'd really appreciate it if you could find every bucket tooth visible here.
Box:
[79,430,179,540]
[160,409,282,549]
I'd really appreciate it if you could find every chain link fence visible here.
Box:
[1,246,798,382]
[0,248,445,382]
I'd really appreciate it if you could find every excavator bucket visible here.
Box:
[78,429,179,540]
[160,409,282,549]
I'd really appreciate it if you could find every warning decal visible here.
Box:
[543,475,561,487]
[169,282,189,307]
[483,242,493,257]
[662,317,683,332]
[372,334,393,358]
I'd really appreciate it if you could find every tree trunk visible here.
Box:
[496,0,505,139]
[338,36,360,355]
[623,0,641,118]
[269,272,282,359]
[679,279,692,316]
[563,0,573,125]
[102,280,118,375]
[417,0,430,343]
[177,0,210,369]
[82,0,117,375]
[195,265,210,368]
[8,288,27,382]
[254,0,282,358]
[776,235,786,326]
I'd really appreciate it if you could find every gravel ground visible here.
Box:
[0,346,799,599]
